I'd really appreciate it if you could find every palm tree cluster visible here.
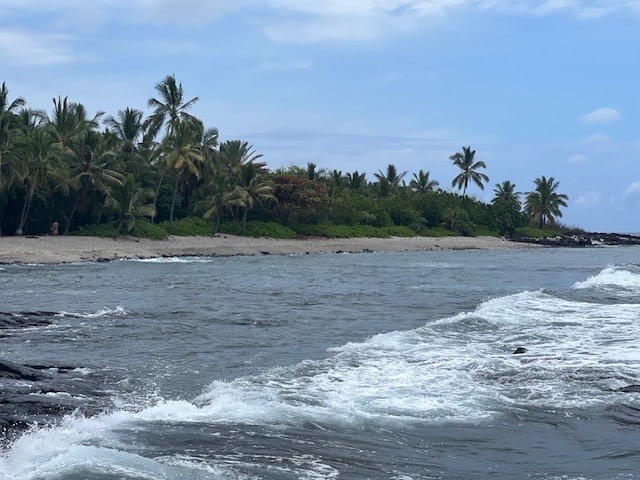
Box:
[0,78,570,238]
[0,76,275,236]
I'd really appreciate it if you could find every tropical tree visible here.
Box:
[524,176,569,228]
[0,82,26,192]
[64,131,124,234]
[347,170,367,191]
[48,96,103,149]
[236,161,276,227]
[450,146,489,197]
[374,163,407,196]
[199,171,244,234]
[105,173,156,233]
[14,126,66,235]
[158,118,207,223]
[492,180,521,207]
[410,169,439,193]
[146,74,199,138]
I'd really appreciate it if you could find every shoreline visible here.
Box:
[0,234,538,264]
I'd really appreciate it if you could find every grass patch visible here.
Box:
[71,223,119,238]
[515,226,564,238]
[294,223,418,238]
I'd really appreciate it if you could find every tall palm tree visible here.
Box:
[104,107,145,155]
[374,163,406,196]
[0,82,26,192]
[14,125,66,235]
[158,118,206,223]
[410,169,439,193]
[48,96,103,150]
[146,74,199,138]
[450,146,489,197]
[492,180,521,207]
[524,176,568,229]
[64,131,124,234]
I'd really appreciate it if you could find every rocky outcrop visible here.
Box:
[512,232,640,248]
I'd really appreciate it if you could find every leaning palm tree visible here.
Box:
[492,180,521,207]
[146,74,199,138]
[450,146,489,197]
[524,176,568,228]
[374,163,407,196]
[410,169,439,193]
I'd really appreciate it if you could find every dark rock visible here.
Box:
[618,385,640,393]
[511,232,640,248]
[512,347,528,355]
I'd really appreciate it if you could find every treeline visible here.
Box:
[0,76,570,239]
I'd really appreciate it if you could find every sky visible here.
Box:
[1,0,639,232]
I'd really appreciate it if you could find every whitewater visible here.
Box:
[1,247,640,479]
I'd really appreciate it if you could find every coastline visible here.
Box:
[0,234,538,264]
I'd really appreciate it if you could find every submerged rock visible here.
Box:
[618,385,640,393]
[512,347,528,354]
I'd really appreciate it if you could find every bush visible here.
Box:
[515,226,564,238]
[72,223,120,238]
[219,221,297,239]
[293,223,417,238]
[162,217,212,236]
[130,219,168,240]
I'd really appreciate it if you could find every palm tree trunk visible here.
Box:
[152,170,167,223]
[169,173,179,224]
[16,182,36,235]
[65,192,84,235]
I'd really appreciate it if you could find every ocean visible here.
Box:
[1,246,640,479]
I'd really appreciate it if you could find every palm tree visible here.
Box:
[524,176,569,229]
[199,171,245,235]
[64,131,124,234]
[219,140,264,178]
[347,170,367,191]
[158,118,206,223]
[48,96,103,149]
[410,169,439,193]
[14,125,66,235]
[105,173,156,233]
[492,180,521,207]
[146,74,199,138]
[236,161,276,227]
[104,107,145,155]
[450,146,489,197]
[0,82,26,192]
[374,163,407,196]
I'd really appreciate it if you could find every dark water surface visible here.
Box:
[1,247,640,479]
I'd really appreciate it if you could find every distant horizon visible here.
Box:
[1,1,639,231]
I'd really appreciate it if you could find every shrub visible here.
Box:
[219,221,297,239]
[162,217,212,236]
[130,219,168,240]
[72,223,119,238]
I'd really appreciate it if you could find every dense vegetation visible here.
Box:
[0,76,571,239]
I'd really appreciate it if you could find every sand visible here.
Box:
[0,234,538,264]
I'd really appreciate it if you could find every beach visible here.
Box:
[0,234,536,264]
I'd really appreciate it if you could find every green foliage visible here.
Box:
[219,220,296,239]
[163,216,212,236]
[72,222,120,238]
[515,226,564,238]
[294,223,416,238]
[130,219,168,240]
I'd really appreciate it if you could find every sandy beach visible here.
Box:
[0,234,537,264]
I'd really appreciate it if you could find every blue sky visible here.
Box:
[1,0,639,232]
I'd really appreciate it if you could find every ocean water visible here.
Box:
[1,246,640,479]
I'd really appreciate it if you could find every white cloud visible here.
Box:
[567,153,588,164]
[0,30,75,66]
[574,191,601,206]
[581,107,621,124]
[626,181,640,195]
